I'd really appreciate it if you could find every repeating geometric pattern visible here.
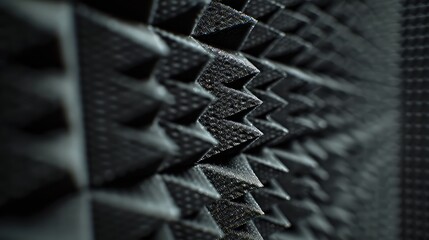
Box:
[0,1,407,240]
[401,1,429,240]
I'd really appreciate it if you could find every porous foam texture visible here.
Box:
[0,1,407,240]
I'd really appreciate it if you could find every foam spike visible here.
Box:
[298,177,330,202]
[208,193,264,230]
[244,0,283,22]
[278,199,319,225]
[271,149,318,175]
[241,23,284,57]
[204,87,262,120]
[168,207,224,240]
[222,221,263,240]
[0,84,67,135]
[152,0,210,35]
[198,45,260,89]
[245,57,287,90]
[75,6,167,81]
[0,8,63,70]
[282,94,316,116]
[323,206,353,226]
[193,2,257,50]
[245,118,288,151]
[270,113,312,141]
[245,150,289,183]
[75,7,175,186]
[158,81,214,125]
[195,45,264,160]
[159,122,217,170]
[87,122,177,187]
[270,73,306,95]
[149,224,175,240]
[252,179,290,211]
[253,206,290,239]
[162,167,220,216]
[0,153,75,215]
[91,176,179,240]
[200,155,263,199]
[155,30,213,83]
[306,214,335,237]
[248,90,287,118]
[264,35,309,62]
[198,117,262,161]
[267,9,309,33]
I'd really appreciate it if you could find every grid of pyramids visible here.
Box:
[0,0,404,240]
[401,1,429,240]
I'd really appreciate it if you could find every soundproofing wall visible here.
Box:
[0,0,416,240]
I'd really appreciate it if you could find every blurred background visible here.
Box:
[0,0,425,240]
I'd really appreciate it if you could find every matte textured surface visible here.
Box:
[0,0,411,240]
